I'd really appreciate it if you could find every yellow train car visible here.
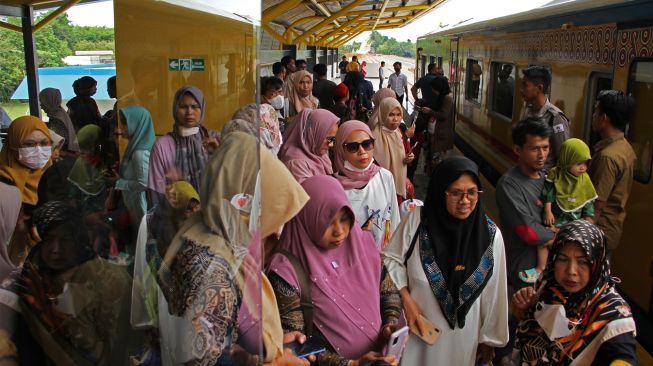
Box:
[416,0,653,345]
[113,0,257,136]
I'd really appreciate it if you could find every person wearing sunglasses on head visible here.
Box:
[334,120,400,250]
[278,108,340,183]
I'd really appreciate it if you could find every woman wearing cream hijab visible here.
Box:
[372,97,414,199]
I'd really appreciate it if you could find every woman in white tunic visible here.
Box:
[334,120,400,249]
[383,156,509,365]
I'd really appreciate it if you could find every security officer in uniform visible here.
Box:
[520,65,570,169]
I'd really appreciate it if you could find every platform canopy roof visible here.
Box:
[262,0,446,48]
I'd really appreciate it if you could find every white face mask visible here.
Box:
[344,159,375,172]
[18,146,51,169]
[179,126,200,137]
[269,95,284,110]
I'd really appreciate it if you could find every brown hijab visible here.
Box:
[372,98,406,196]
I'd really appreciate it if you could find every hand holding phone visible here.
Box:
[382,326,409,361]
[284,336,327,359]
[409,315,441,346]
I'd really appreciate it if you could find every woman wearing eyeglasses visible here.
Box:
[334,120,400,250]
[383,156,509,365]
[278,108,339,183]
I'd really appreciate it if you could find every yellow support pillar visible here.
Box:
[282,16,323,40]
[0,20,21,32]
[263,0,304,25]
[263,24,288,45]
[327,22,366,48]
[317,13,367,45]
[333,29,366,49]
[401,0,446,27]
[33,0,80,32]
[293,0,365,45]
[371,0,390,31]
[347,4,429,16]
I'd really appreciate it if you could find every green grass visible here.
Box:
[1,102,30,120]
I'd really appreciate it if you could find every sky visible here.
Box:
[62,0,552,42]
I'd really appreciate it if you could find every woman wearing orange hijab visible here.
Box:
[0,116,53,206]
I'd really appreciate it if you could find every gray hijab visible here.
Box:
[170,85,209,192]
[39,88,80,152]
[0,183,21,280]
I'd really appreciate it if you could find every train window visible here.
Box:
[628,60,653,183]
[490,62,515,119]
[583,73,612,148]
[465,59,483,104]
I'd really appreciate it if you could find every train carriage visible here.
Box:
[416,0,653,346]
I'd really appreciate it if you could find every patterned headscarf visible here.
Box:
[230,104,282,154]
[516,220,635,365]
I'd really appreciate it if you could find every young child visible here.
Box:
[519,138,598,283]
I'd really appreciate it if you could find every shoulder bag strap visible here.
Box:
[278,250,314,337]
[404,223,421,267]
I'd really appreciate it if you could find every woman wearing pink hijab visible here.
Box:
[268,175,401,366]
[278,108,339,183]
[286,70,319,124]
[334,120,400,249]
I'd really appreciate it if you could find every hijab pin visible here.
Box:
[331,260,339,269]
[455,265,465,271]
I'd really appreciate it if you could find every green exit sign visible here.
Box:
[169,58,205,71]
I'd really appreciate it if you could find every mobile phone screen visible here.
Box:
[285,337,327,358]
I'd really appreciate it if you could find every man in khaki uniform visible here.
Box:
[521,66,570,169]
[589,90,637,251]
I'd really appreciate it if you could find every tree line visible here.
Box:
[0,12,114,102]
[339,31,416,58]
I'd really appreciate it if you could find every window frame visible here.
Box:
[627,57,653,184]
[489,61,516,122]
[464,58,483,106]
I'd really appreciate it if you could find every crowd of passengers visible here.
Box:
[0,57,640,366]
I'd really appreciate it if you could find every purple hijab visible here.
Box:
[278,108,339,182]
[268,175,382,359]
[334,120,381,190]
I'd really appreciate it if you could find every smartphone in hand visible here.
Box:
[409,315,441,345]
[284,336,327,359]
[383,326,410,361]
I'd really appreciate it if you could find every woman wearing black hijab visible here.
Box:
[383,156,509,365]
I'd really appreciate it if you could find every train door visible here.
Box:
[450,38,460,116]
[583,72,612,147]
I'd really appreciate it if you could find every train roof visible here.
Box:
[420,0,652,39]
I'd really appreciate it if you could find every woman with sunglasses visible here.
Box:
[334,120,400,250]
[383,156,509,365]
[278,108,339,183]
[372,98,414,201]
